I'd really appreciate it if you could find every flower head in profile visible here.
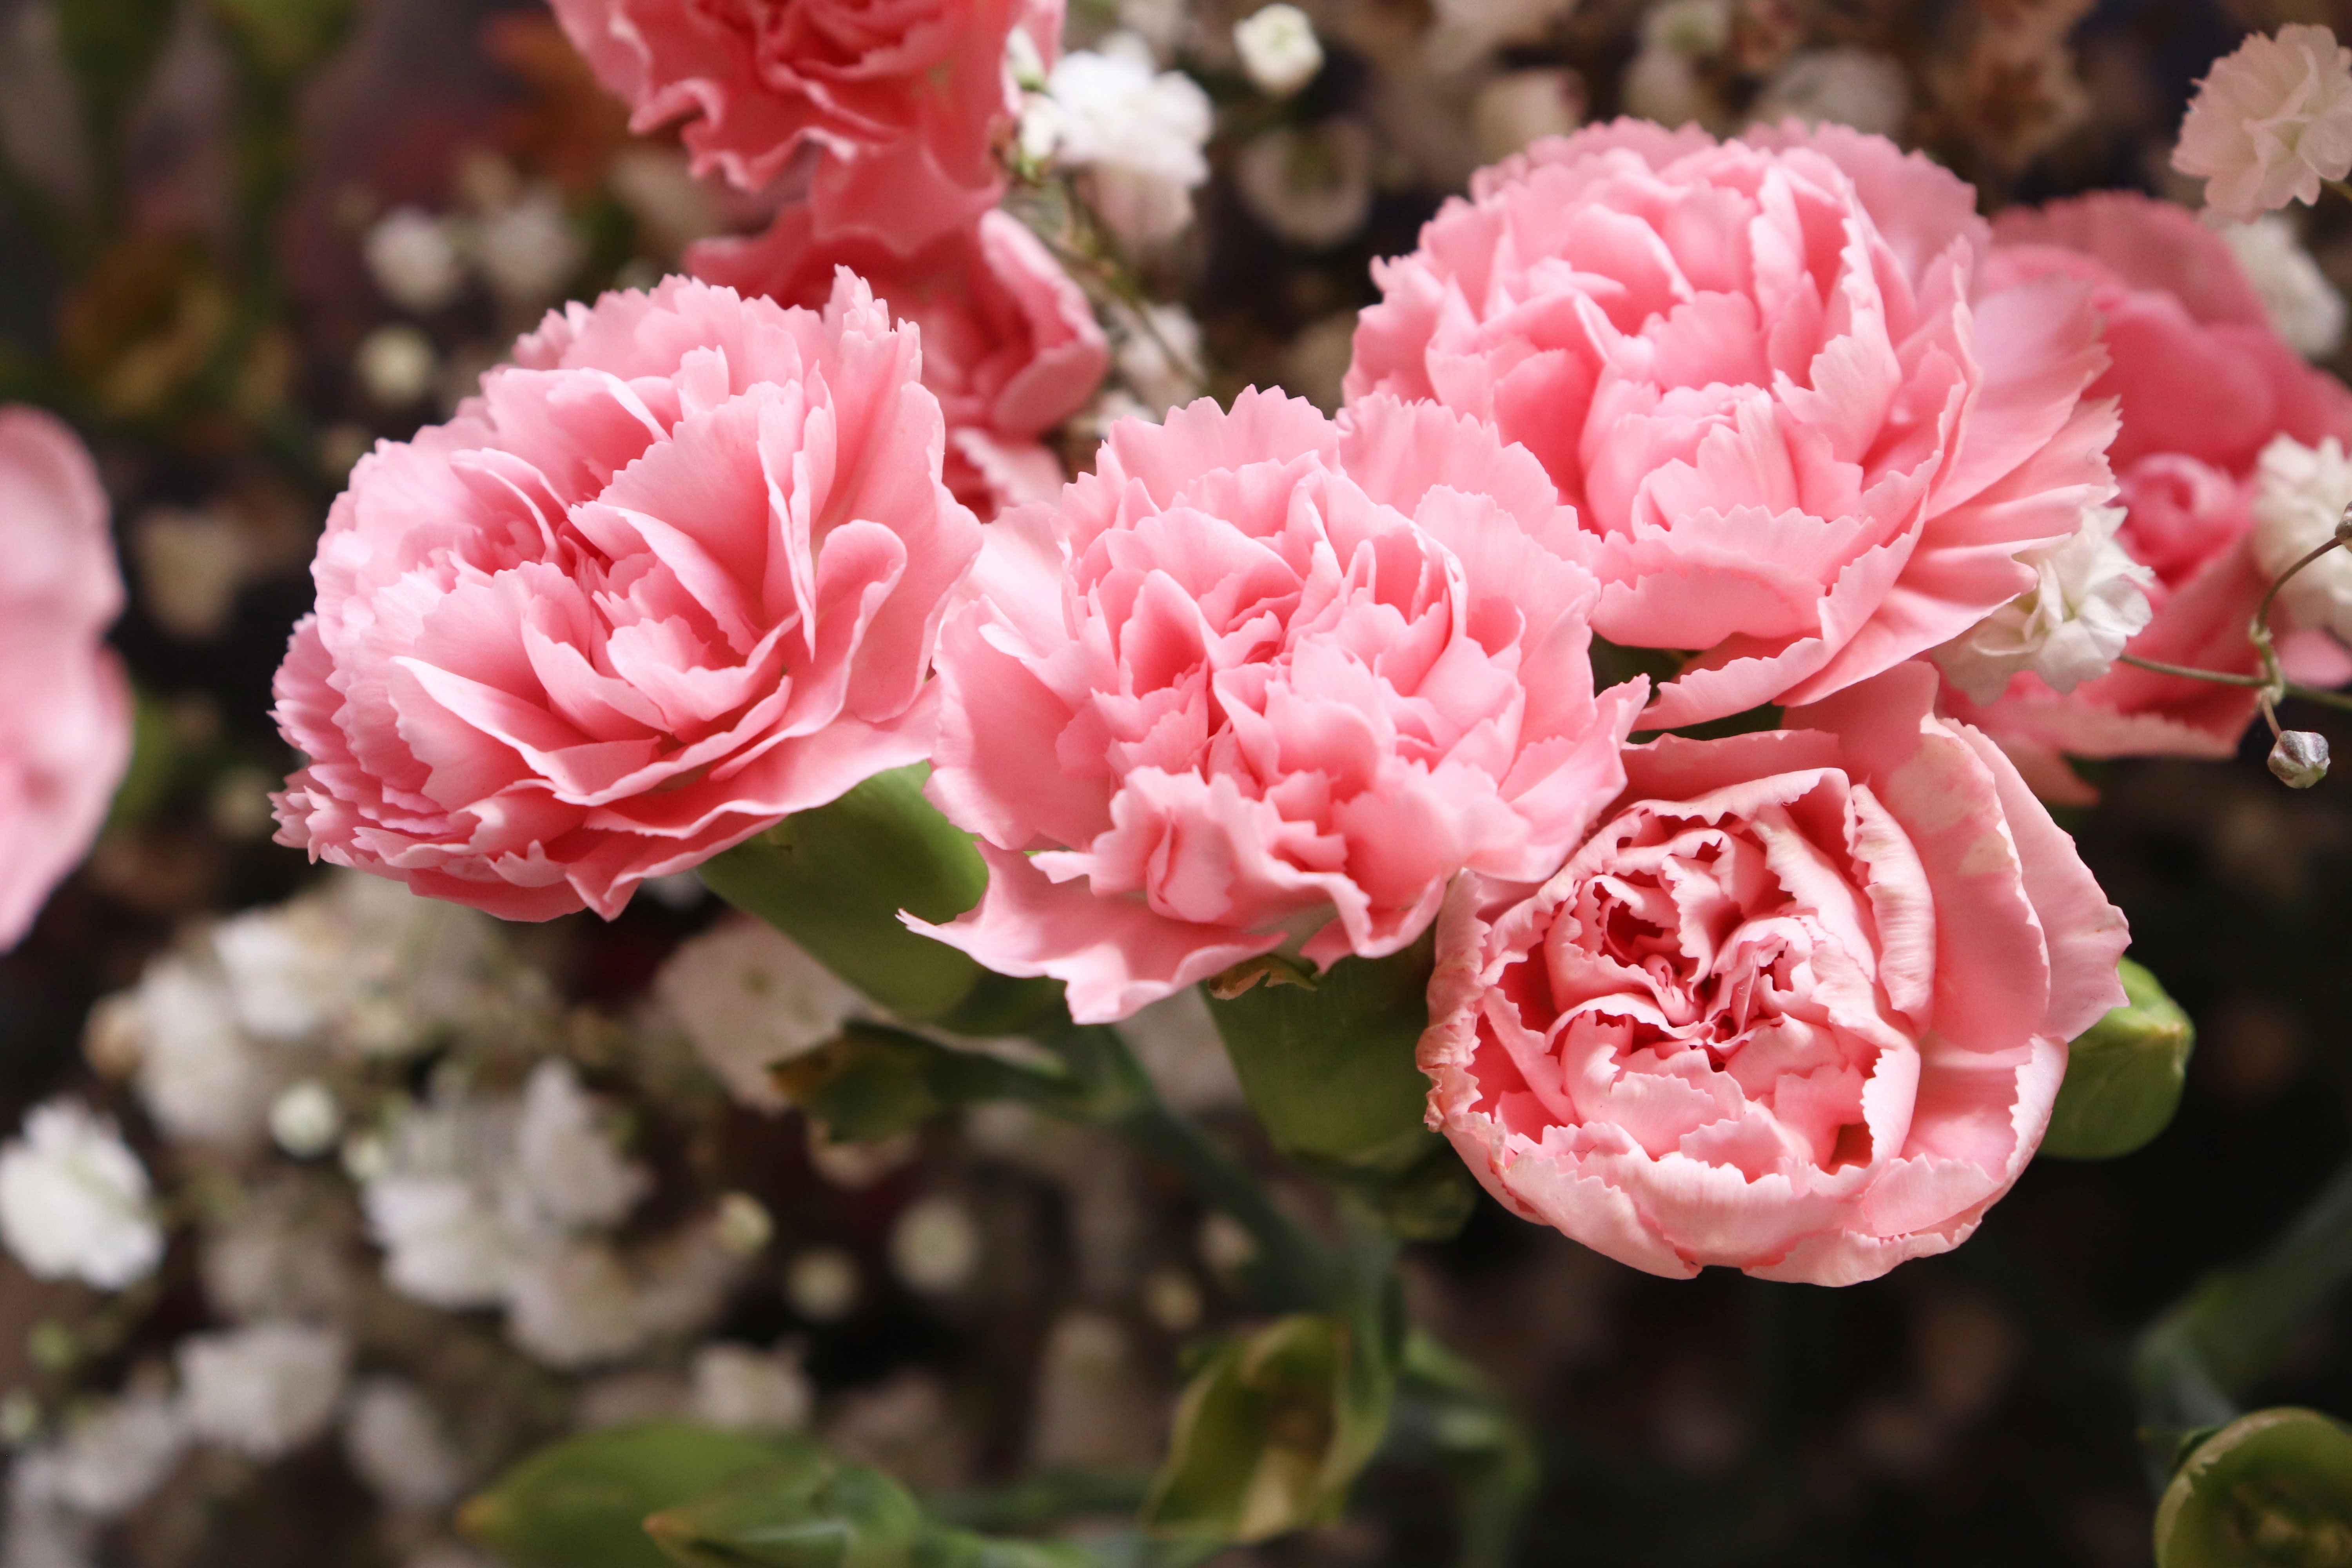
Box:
[1420,664,2129,1286]
[2174,24,2352,221]
[1347,121,2117,729]
[551,0,1062,253]
[272,274,980,920]
[914,390,1648,1024]
[0,407,131,949]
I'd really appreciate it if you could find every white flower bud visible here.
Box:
[269,1080,342,1160]
[354,325,437,409]
[1234,5,1323,99]
[2251,434,2352,643]
[362,209,464,314]
[1473,68,1585,161]
[2270,728,2331,788]
[784,1248,859,1322]
[713,1191,773,1258]
[888,1196,980,1295]
[1933,505,2155,704]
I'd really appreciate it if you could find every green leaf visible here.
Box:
[56,0,178,177]
[911,1529,1096,1568]
[457,1423,813,1568]
[2043,956,2195,1160]
[698,766,1061,1033]
[644,1455,925,1568]
[1142,1314,1395,1544]
[2154,1408,2352,1568]
[207,0,354,74]
[1204,933,1469,1240]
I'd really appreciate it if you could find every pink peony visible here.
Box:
[1419,663,2128,1286]
[272,274,980,920]
[1344,120,2117,730]
[2173,24,2352,222]
[0,408,131,948]
[688,207,1107,519]
[551,0,1060,254]
[1945,194,2352,772]
[911,390,1649,1024]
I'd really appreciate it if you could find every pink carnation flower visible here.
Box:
[1345,120,2117,729]
[0,408,131,948]
[1419,663,2129,1286]
[1945,194,2352,782]
[913,391,1649,1024]
[552,0,1060,254]
[689,208,1108,519]
[272,275,980,920]
[2174,24,2352,222]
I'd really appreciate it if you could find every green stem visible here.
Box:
[2135,1154,2352,1432]
[1053,1023,1335,1312]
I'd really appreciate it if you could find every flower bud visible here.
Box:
[2269,728,2331,788]
[2153,1408,2352,1568]
[1234,4,1323,98]
[2042,958,2194,1160]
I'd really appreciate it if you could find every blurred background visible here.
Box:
[4,0,2352,1563]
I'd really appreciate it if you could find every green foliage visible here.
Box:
[1142,1313,1396,1544]
[771,1023,1079,1144]
[457,1423,811,1568]
[208,0,354,76]
[2154,1408,2352,1568]
[644,1454,926,1568]
[1204,933,1473,1240]
[699,766,1062,1033]
[56,0,179,180]
[2044,956,2195,1160]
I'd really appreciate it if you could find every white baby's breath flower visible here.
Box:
[343,1379,465,1513]
[689,1343,813,1434]
[1933,505,2155,704]
[1116,303,1205,416]
[362,208,465,314]
[1472,68,1584,161]
[355,325,438,408]
[1234,119,1374,250]
[360,1092,524,1308]
[127,955,272,1151]
[1622,0,1730,128]
[1234,5,1323,99]
[889,1196,980,1295]
[1045,36,1214,250]
[177,1321,349,1460]
[463,188,586,312]
[0,1100,162,1290]
[269,1080,342,1159]
[513,1061,648,1231]
[2220,214,2349,358]
[11,1392,186,1518]
[1428,0,1577,72]
[504,1241,645,1369]
[1749,47,1909,137]
[654,919,863,1112]
[2252,433,2352,643]
[2176,25,2352,221]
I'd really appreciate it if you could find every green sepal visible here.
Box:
[457,1423,809,1568]
[644,1453,924,1568]
[1205,933,1467,1239]
[699,766,1062,1033]
[2044,956,2195,1160]
[2153,1408,2352,1568]
[1142,1312,1397,1544]
[771,1022,1080,1144]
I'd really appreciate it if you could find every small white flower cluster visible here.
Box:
[1934,505,2156,704]
[0,1100,161,1290]
[2219,214,2350,360]
[360,168,588,318]
[1233,4,1322,99]
[2252,434,2352,644]
[1022,33,1214,251]
[91,870,552,1159]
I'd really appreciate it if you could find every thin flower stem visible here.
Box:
[2114,531,2352,729]
[2114,654,2270,688]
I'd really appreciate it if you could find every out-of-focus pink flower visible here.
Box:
[1345,120,2117,729]
[272,275,980,921]
[551,0,1061,254]
[1947,194,2352,769]
[912,390,1648,1024]
[2173,24,2352,221]
[1420,662,2128,1286]
[0,408,130,948]
[688,209,1107,518]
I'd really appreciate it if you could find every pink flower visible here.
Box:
[1344,120,2117,729]
[911,390,1648,1024]
[1419,663,2128,1285]
[688,208,1107,519]
[0,408,130,948]
[551,0,1060,254]
[1945,194,2352,772]
[2174,24,2352,222]
[272,275,980,920]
